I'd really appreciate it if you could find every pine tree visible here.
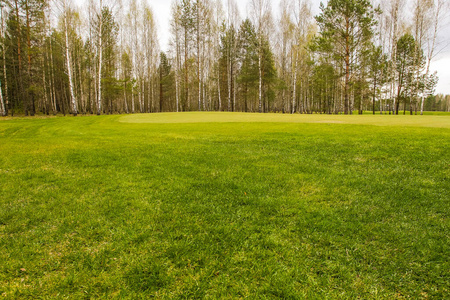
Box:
[315,0,378,114]
[237,19,258,112]
[395,33,424,115]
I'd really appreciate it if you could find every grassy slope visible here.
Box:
[0,113,449,299]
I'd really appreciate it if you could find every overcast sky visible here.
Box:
[73,0,450,95]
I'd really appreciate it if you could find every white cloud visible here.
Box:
[430,56,450,95]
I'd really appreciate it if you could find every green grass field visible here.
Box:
[1,113,449,299]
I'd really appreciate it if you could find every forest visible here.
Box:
[0,0,449,117]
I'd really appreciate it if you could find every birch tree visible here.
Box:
[170,1,182,112]
[249,0,271,113]
[142,2,158,113]
[212,0,223,110]
[292,0,314,114]
[277,0,294,113]
[0,3,7,116]
[417,0,448,115]
[56,0,78,115]
[386,0,406,114]
[97,0,103,114]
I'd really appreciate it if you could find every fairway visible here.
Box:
[0,113,449,299]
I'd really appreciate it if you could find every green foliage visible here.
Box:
[237,19,258,91]
[424,93,449,112]
[98,7,118,114]
[0,113,449,298]
[3,0,48,116]
[179,0,195,34]
[219,23,238,111]
[395,33,425,114]
[315,0,377,59]
[396,34,421,76]
[159,52,174,111]
[311,62,336,113]
[314,0,378,114]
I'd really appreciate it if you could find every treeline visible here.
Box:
[0,0,448,117]
[425,94,450,112]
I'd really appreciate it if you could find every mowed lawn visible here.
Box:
[0,112,449,299]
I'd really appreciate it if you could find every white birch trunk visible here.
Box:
[97,0,103,115]
[227,30,231,112]
[227,55,231,112]
[1,6,8,116]
[1,38,8,115]
[49,35,57,114]
[216,16,221,111]
[258,48,262,113]
[63,1,77,116]
[197,1,202,111]
[292,50,297,114]
[0,78,4,116]
[175,17,180,112]
[42,46,49,114]
[175,69,179,112]
[41,10,49,114]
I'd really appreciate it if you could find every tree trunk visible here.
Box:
[139,80,143,112]
[131,86,135,113]
[14,0,21,71]
[42,39,49,115]
[292,51,297,114]
[63,1,78,116]
[1,51,7,116]
[197,2,201,111]
[227,35,231,112]
[184,27,189,111]
[175,65,179,112]
[217,67,221,111]
[0,78,5,116]
[97,0,103,115]
[124,81,128,113]
[14,0,25,115]
[175,18,180,112]
[344,17,351,115]
[258,46,262,113]
[373,75,377,115]
[25,0,36,115]
[160,64,163,112]
[49,35,57,114]
[78,50,85,114]
[1,6,8,116]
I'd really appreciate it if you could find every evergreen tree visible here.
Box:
[369,45,388,114]
[395,33,424,115]
[159,51,174,112]
[315,0,378,114]
[99,7,119,114]
[237,19,258,112]
[260,38,277,112]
